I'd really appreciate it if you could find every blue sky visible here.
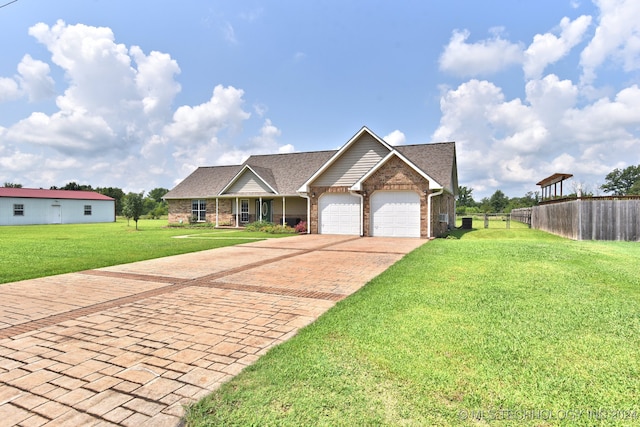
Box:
[1,0,639,199]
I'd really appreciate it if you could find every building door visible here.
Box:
[51,205,62,224]
[371,191,420,237]
[256,200,272,222]
[318,193,361,235]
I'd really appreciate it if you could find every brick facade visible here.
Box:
[168,198,233,225]
[308,156,454,238]
[361,156,430,237]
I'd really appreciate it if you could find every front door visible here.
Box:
[256,200,272,222]
[51,205,61,224]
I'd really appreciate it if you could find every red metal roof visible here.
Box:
[0,187,114,201]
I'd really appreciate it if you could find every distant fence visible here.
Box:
[531,197,640,241]
[511,207,532,227]
[461,214,512,229]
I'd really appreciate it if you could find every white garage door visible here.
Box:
[371,191,420,237]
[319,193,361,235]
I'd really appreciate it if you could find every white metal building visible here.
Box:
[0,188,115,226]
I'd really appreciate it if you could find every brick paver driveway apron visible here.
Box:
[0,234,425,426]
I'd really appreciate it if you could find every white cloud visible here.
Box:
[524,15,592,80]
[166,85,250,143]
[0,77,21,102]
[223,22,238,44]
[383,130,406,146]
[0,21,295,191]
[432,77,640,198]
[580,0,640,84]
[17,54,56,102]
[439,29,523,77]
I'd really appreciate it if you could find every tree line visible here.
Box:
[457,187,539,215]
[457,163,640,214]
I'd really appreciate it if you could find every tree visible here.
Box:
[96,187,125,215]
[457,186,475,207]
[506,191,539,212]
[148,187,169,203]
[600,165,640,195]
[3,182,22,188]
[52,182,93,191]
[488,189,509,213]
[123,192,144,230]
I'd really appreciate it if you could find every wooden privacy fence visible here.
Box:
[531,197,640,241]
[511,207,532,227]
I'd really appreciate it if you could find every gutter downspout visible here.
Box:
[300,193,311,234]
[427,189,444,239]
[350,191,364,237]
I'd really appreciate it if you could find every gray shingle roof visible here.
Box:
[243,150,336,195]
[396,142,457,192]
[163,165,241,199]
[165,141,457,199]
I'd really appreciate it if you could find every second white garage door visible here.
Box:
[371,191,421,237]
[319,193,361,235]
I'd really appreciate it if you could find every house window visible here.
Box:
[439,213,449,223]
[84,205,92,215]
[13,204,24,216]
[240,199,249,223]
[192,200,207,222]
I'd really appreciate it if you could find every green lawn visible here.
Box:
[185,226,640,426]
[0,219,288,284]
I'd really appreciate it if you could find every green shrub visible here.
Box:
[244,221,296,234]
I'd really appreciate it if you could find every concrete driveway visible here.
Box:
[0,234,425,426]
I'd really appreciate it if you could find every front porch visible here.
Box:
[168,196,307,228]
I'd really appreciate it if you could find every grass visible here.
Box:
[0,218,288,284]
[185,225,640,426]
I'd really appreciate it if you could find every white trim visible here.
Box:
[350,191,364,236]
[215,198,219,227]
[297,126,392,193]
[219,165,278,195]
[300,193,311,234]
[235,197,239,228]
[350,151,441,191]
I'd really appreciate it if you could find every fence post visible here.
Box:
[484,214,489,229]
[506,214,510,229]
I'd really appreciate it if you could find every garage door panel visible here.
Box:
[371,191,420,237]
[319,193,360,235]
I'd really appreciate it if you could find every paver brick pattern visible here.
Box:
[0,235,424,426]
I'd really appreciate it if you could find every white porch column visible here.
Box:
[215,198,219,227]
[259,197,263,221]
[282,196,286,226]
[235,197,239,228]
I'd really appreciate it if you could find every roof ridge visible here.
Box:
[396,141,455,148]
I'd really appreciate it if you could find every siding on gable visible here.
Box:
[224,170,274,194]
[312,133,390,187]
